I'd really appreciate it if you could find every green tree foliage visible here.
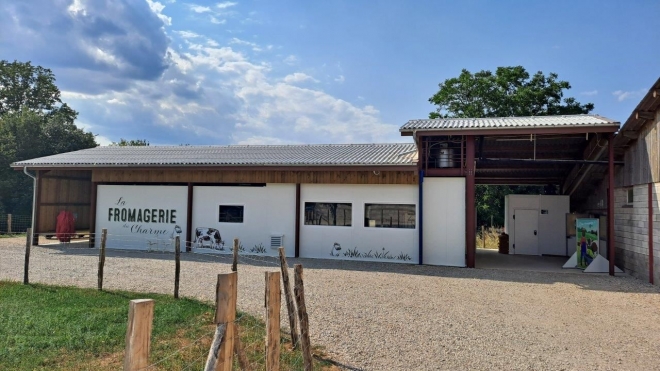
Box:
[429,66,594,119]
[0,60,97,215]
[110,138,149,146]
[428,66,593,227]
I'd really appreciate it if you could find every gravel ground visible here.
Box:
[2,238,660,371]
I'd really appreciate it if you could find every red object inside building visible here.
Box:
[56,210,76,242]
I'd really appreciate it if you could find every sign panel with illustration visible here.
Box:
[95,185,188,250]
[576,218,599,269]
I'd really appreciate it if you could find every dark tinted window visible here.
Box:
[219,205,244,223]
[364,204,415,229]
[304,202,352,226]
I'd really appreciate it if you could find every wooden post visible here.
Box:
[123,299,154,371]
[294,264,312,371]
[205,272,237,371]
[232,238,239,272]
[23,228,31,285]
[466,135,476,268]
[608,133,615,276]
[174,236,181,299]
[89,182,97,248]
[265,271,281,371]
[279,247,299,349]
[481,225,485,249]
[98,228,107,291]
[7,213,11,234]
[233,326,251,371]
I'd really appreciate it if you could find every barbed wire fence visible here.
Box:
[13,229,317,370]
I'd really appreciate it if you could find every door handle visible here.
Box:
[534,230,537,236]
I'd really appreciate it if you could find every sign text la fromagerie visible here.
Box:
[108,197,178,235]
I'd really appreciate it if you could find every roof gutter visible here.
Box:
[23,167,37,235]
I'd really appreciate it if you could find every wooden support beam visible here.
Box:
[636,111,655,120]
[649,183,654,285]
[465,136,476,268]
[186,183,193,252]
[621,131,638,139]
[89,182,98,248]
[295,183,301,258]
[608,133,615,276]
[32,171,41,246]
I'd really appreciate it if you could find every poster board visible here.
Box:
[576,218,599,269]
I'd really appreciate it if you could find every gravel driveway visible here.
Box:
[2,238,660,371]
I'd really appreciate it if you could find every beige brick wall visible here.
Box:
[614,184,660,283]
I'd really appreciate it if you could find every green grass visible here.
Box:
[0,281,333,370]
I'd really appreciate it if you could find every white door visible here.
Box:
[514,209,539,255]
[423,178,466,266]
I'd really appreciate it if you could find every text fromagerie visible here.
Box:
[108,208,177,224]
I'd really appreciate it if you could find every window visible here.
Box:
[364,204,416,229]
[627,188,634,204]
[304,202,352,226]
[219,205,244,223]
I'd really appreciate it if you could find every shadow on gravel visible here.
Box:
[36,244,660,295]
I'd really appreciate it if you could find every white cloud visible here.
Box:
[175,30,202,39]
[283,55,298,65]
[235,136,301,145]
[334,75,345,83]
[146,0,172,26]
[283,73,318,84]
[612,89,646,102]
[210,16,226,24]
[216,2,237,9]
[581,90,598,96]
[188,4,212,13]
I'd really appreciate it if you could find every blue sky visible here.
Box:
[1,0,658,145]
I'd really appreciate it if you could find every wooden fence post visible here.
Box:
[7,213,12,234]
[294,264,312,371]
[123,299,155,371]
[265,271,281,371]
[23,228,31,285]
[174,236,181,299]
[205,272,237,371]
[229,238,251,370]
[279,247,299,349]
[98,228,107,291]
[232,238,239,272]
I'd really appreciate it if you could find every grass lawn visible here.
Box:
[0,281,333,370]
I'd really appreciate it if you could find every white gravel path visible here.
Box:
[2,238,660,371]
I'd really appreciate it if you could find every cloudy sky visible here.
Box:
[0,0,658,146]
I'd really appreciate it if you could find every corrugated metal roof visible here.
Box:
[400,114,619,132]
[12,143,418,168]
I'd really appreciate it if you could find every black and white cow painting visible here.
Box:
[195,227,224,250]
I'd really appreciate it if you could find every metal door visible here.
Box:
[514,209,539,255]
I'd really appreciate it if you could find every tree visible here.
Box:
[0,60,97,215]
[428,66,593,227]
[429,66,593,119]
[111,138,149,146]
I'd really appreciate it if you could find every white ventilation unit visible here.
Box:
[270,234,284,249]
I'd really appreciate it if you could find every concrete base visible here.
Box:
[562,252,579,269]
[584,254,623,273]
[477,249,580,274]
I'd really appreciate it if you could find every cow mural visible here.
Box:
[195,227,225,250]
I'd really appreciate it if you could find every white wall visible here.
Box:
[422,177,466,266]
[299,184,418,263]
[191,184,296,257]
[96,185,188,250]
[538,195,570,256]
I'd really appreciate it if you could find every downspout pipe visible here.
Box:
[23,167,37,236]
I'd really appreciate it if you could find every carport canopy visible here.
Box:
[399,114,621,273]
